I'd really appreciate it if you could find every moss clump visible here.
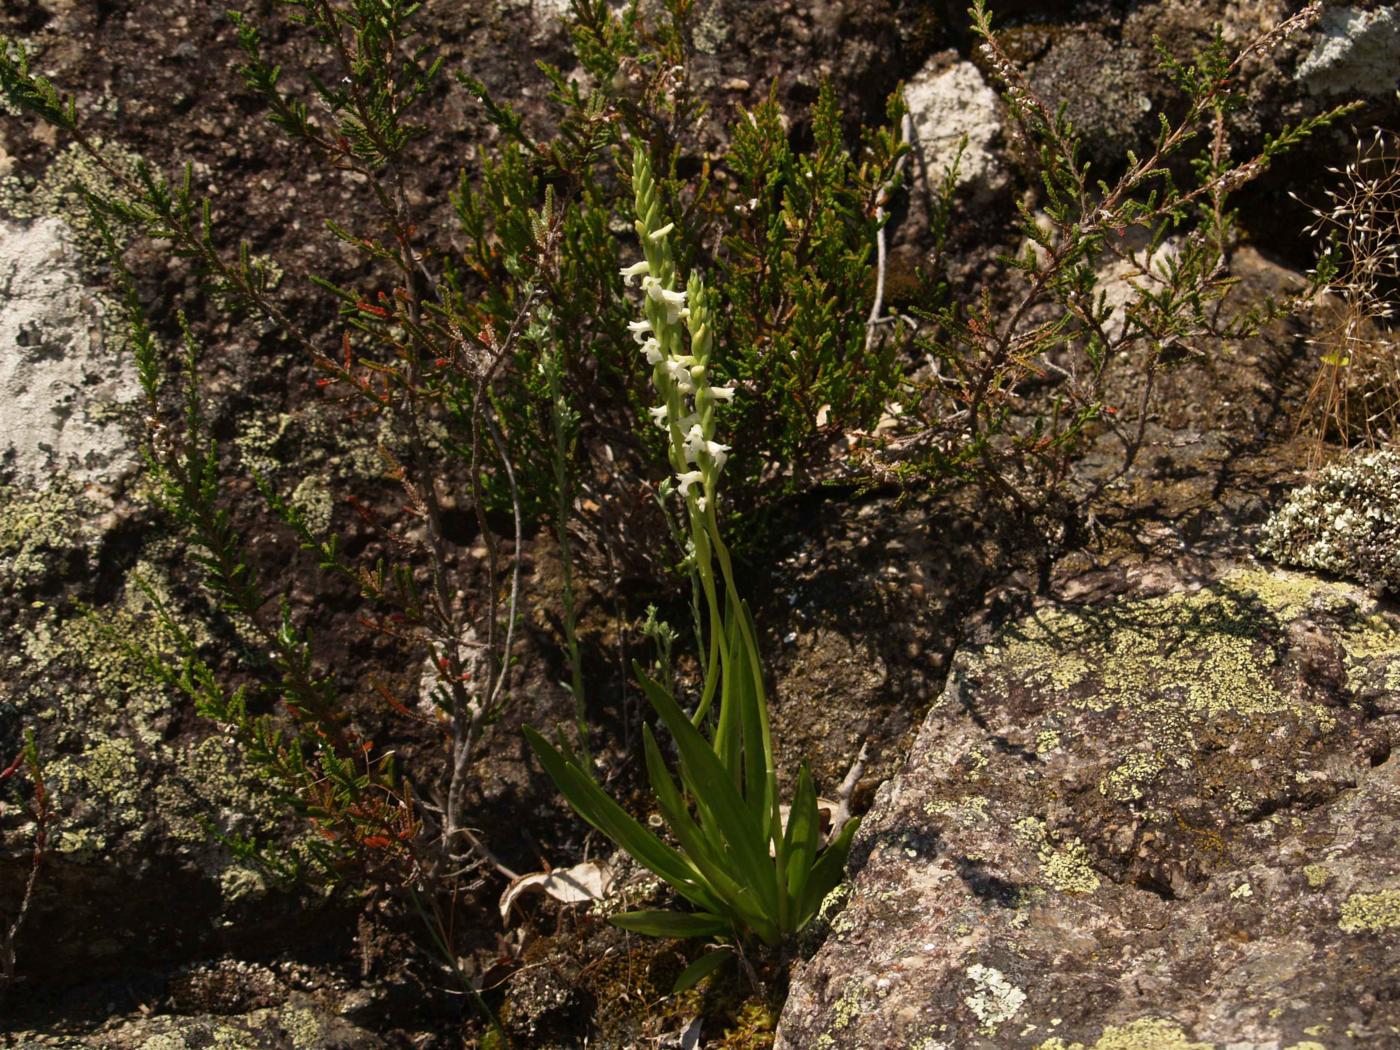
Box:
[1259,449,1400,594]
[1338,889,1400,933]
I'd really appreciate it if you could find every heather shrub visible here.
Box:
[862,1,1354,505]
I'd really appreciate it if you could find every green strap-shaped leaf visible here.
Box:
[782,763,821,905]
[733,599,772,837]
[610,910,731,939]
[672,948,734,994]
[797,815,861,930]
[635,672,780,921]
[523,726,715,911]
[643,726,781,945]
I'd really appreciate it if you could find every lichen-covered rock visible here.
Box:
[1259,448,1400,595]
[904,56,1006,202]
[1026,31,1157,171]
[777,562,1400,1049]
[0,217,139,488]
[8,989,385,1049]
[1296,5,1400,97]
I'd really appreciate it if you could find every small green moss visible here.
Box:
[1338,889,1400,933]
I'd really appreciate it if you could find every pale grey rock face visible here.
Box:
[904,57,1006,203]
[778,562,1400,1050]
[0,217,138,488]
[1297,6,1400,97]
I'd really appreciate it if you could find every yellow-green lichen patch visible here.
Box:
[829,980,872,1032]
[1303,863,1333,888]
[0,137,145,254]
[11,552,287,892]
[1042,838,1101,894]
[0,482,87,585]
[1013,817,1101,894]
[988,585,1295,724]
[1338,608,1400,693]
[1223,567,1352,621]
[1340,614,1400,661]
[976,577,1358,826]
[924,794,992,827]
[1099,751,1164,802]
[290,475,334,536]
[20,563,191,750]
[964,963,1026,1034]
[1338,889,1400,933]
[46,736,144,856]
[1035,1016,1214,1049]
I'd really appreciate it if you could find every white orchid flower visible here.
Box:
[704,440,730,471]
[643,276,689,323]
[648,405,669,429]
[628,318,652,344]
[648,222,675,242]
[706,385,735,403]
[619,260,650,286]
[640,337,664,365]
[676,470,704,496]
[666,359,695,394]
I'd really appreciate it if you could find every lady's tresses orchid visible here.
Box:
[614,178,732,513]
[524,145,860,956]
